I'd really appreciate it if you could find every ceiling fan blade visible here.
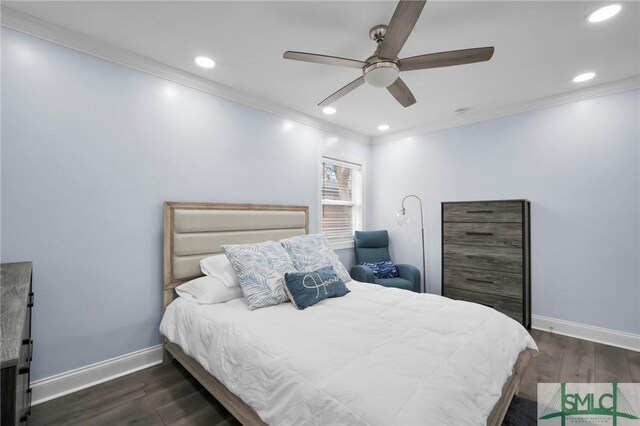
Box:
[379,0,427,60]
[318,76,365,106]
[283,51,366,69]
[400,47,495,71]
[387,77,416,107]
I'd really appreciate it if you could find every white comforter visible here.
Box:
[160,281,537,426]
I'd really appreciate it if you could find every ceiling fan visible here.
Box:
[283,0,494,108]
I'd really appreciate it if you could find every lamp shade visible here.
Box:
[395,209,411,226]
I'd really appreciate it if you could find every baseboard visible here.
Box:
[31,344,163,406]
[532,315,640,352]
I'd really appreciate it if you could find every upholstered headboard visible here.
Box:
[163,202,309,310]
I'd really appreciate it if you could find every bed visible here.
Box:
[160,202,537,426]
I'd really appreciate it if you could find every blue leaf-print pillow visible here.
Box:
[280,234,351,282]
[222,241,297,310]
[360,260,399,279]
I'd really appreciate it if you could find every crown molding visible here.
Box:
[371,75,640,144]
[0,6,371,145]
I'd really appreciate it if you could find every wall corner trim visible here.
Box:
[0,6,371,145]
[532,315,640,352]
[30,344,163,406]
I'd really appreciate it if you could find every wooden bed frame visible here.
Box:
[162,201,530,426]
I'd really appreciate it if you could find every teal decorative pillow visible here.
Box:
[283,266,350,310]
[280,234,351,282]
[360,260,399,279]
[222,241,297,310]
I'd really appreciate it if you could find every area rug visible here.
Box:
[502,396,538,426]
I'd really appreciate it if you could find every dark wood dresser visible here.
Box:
[441,200,531,328]
[1,262,34,425]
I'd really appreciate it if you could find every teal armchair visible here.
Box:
[350,230,421,292]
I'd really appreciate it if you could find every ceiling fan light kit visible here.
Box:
[283,0,494,109]
[363,62,400,88]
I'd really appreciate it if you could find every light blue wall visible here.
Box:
[3,26,638,382]
[0,29,368,380]
[369,89,640,334]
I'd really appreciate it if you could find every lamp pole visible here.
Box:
[399,195,427,293]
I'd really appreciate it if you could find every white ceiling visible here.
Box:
[4,1,640,140]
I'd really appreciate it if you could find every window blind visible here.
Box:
[321,156,363,242]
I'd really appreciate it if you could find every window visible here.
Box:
[320,155,363,247]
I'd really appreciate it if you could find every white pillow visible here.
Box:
[199,254,240,288]
[175,276,243,304]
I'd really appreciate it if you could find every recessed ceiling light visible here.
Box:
[195,56,216,68]
[587,4,622,23]
[282,121,294,131]
[377,124,390,131]
[163,86,177,99]
[572,72,596,83]
[322,107,336,115]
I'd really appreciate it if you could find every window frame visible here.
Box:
[318,152,366,250]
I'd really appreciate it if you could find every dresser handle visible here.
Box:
[19,366,30,375]
[466,278,495,284]
[466,232,494,236]
[22,339,33,363]
[465,210,494,214]
[28,292,34,308]
[465,254,494,261]
[27,388,32,415]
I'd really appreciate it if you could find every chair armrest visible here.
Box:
[350,265,375,283]
[395,264,421,292]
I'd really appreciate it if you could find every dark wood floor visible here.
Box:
[518,330,639,399]
[31,330,640,426]
[30,362,239,426]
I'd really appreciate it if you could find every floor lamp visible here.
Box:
[395,195,427,293]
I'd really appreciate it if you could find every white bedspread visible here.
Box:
[160,280,537,426]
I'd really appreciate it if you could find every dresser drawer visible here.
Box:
[443,266,522,299]
[443,287,523,323]
[443,222,522,248]
[443,201,523,223]
[443,244,522,274]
